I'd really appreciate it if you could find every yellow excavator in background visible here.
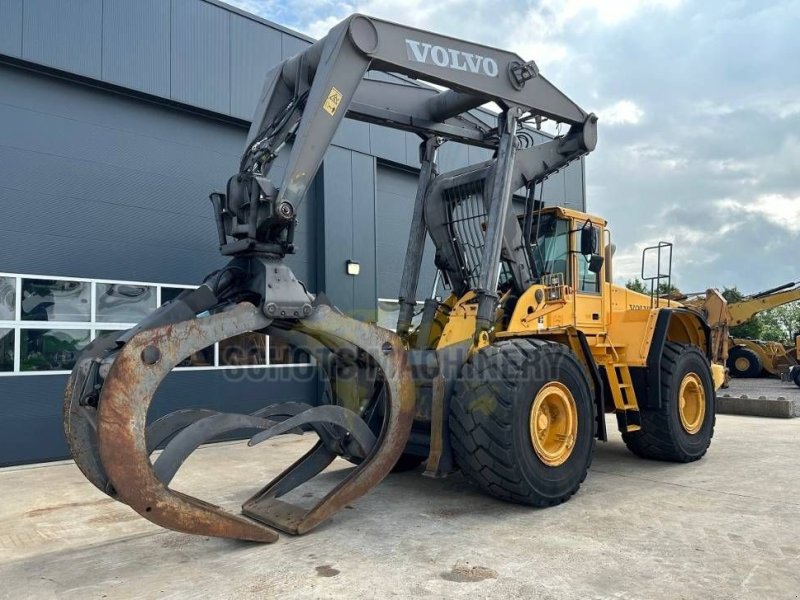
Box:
[684,281,800,379]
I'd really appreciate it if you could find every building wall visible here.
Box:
[0,0,587,465]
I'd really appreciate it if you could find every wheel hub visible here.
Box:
[529,382,577,467]
[734,357,750,372]
[678,372,705,435]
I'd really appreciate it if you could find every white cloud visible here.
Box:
[716,194,800,234]
[600,100,644,125]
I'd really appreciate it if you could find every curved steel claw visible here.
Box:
[248,404,376,454]
[96,303,279,543]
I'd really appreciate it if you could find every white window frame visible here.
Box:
[0,271,310,377]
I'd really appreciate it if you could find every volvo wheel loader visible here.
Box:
[684,281,800,379]
[64,14,725,543]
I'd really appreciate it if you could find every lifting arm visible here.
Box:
[727,282,800,326]
[217,14,597,261]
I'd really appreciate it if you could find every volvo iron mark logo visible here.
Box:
[405,39,499,77]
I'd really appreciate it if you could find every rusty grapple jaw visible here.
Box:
[63,256,416,542]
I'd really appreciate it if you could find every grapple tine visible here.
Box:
[146,409,220,454]
[96,303,279,543]
[241,305,416,536]
[248,405,376,453]
[153,413,279,485]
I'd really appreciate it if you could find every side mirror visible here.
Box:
[580,222,598,256]
[588,254,604,274]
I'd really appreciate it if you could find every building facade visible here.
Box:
[0,0,586,465]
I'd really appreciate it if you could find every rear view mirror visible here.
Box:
[588,254,604,274]
[580,222,597,256]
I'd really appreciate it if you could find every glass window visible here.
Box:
[529,216,570,284]
[160,287,192,306]
[0,277,15,320]
[377,300,400,330]
[96,283,156,323]
[0,329,13,372]
[20,328,90,372]
[21,279,90,322]
[177,346,215,368]
[269,338,311,365]
[377,300,423,332]
[219,333,267,366]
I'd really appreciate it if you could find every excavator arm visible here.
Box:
[63,14,597,543]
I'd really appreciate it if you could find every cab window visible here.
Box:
[529,215,570,284]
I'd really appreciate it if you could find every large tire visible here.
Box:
[727,346,762,378]
[623,342,715,462]
[449,338,595,507]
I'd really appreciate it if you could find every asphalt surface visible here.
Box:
[1,413,798,599]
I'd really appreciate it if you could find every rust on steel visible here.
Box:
[96,303,279,542]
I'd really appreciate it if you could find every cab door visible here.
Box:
[572,220,605,335]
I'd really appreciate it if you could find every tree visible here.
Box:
[759,302,800,342]
[625,278,647,294]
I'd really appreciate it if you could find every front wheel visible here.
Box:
[449,338,596,507]
[623,342,715,462]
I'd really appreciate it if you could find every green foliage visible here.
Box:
[760,302,800,341]
[625,278,648,294]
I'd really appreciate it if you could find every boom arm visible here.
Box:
[728,283,800,326]
[245,14,593,201]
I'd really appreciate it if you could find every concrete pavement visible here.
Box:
[0,414,798,599]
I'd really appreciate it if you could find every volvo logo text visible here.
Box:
[405,39,499,77]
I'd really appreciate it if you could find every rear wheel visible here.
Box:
[727,346,762,378]
[449,338,595,506]
[623,342,715,462]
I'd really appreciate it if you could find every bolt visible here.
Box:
[382,342,393,355]
[265,303,278,315]
[141,346,161,365]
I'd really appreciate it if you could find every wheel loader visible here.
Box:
[64,14,725,543]
[683,281,800,379]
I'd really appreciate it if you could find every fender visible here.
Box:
[640,308,712,409]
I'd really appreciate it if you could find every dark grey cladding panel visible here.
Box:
[319,147,355,313]
[333,119,371,156]
[171,0,231,113]
[0,63,316,287]
[564,160,585,209]
[376,165,437,300]
[369,124,406,165]
[0,64,245,156]
[231,14,283,120]
[0,367,320,466]
[22,0,103,78]
[281,32,310,60]
[350,152,377,321]
[0,0,22,57]
[102,0,171,97]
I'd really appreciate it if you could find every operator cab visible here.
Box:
[516,206,607,294]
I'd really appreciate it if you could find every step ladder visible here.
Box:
[604,363,642,433]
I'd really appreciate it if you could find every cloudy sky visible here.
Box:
[229,0,800,294]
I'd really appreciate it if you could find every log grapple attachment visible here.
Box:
[64,275,416,541]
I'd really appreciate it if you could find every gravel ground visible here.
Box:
[723,377,800,401]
